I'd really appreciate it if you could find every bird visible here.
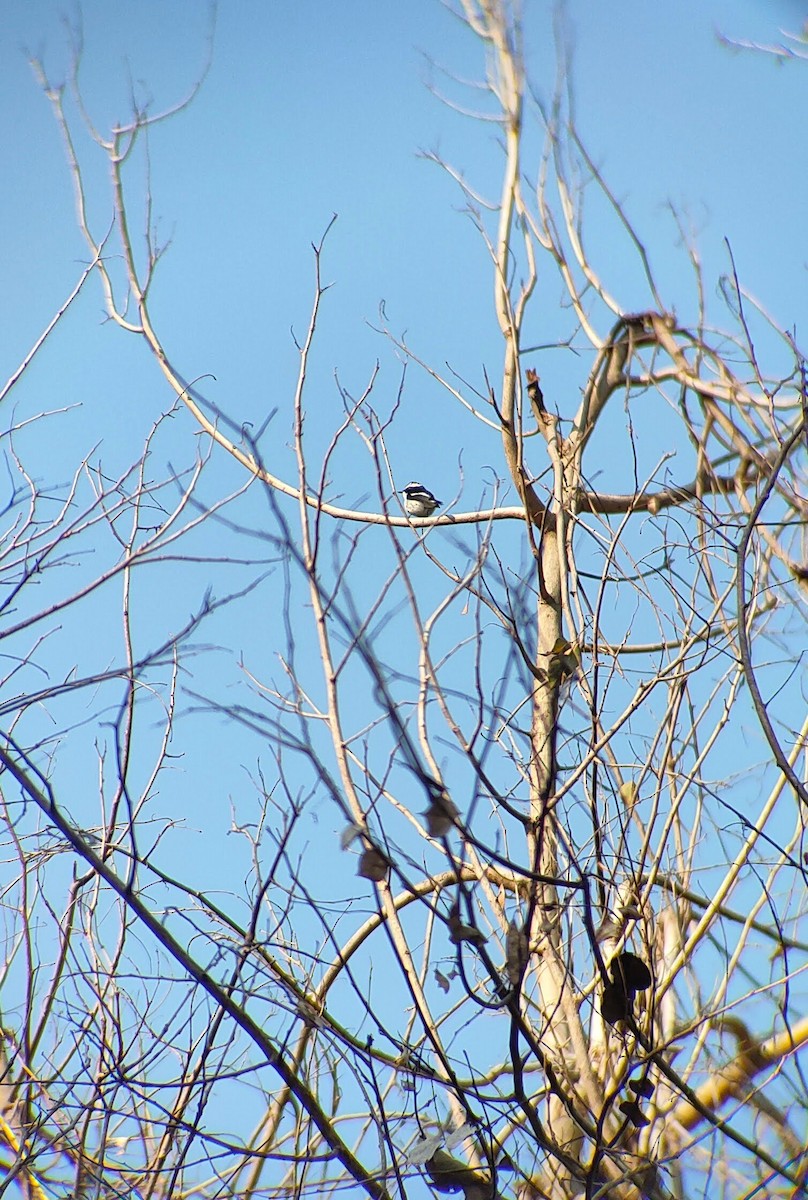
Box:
[401,481,442,518]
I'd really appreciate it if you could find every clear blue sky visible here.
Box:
[1,1,806,1189]
[3,1,807,486]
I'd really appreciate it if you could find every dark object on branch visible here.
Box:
[357,846,389,882]
[402,481,442,517]
[425,790,459,837]
[448,900,488,947]
[526,368,549,429]
[505,918,529,984]
[619,1098,650,1128]
[425,1149,497,1198]
[601,951,652,1025]
[613,951,652,991]
[601,981,632,1024]
[545,637,580,687]
[617,1073,656,1129]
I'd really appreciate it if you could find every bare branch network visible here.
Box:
[1,6,806,1200]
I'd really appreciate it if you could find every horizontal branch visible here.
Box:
[575,474,737,515]
[672,1015,808,1130]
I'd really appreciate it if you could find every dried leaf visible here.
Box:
[395,1049,416,1091]
[408,1133,444,1165]
[340,822,363,850]
[448,904,487,946]
[618,886,642,921]
[618,780,639,808]
[546,638,581,686]
[629,1076,654,1099]
[595,914,621,944]
[505,918,528,984]
[601,980,632,1024]
[424,791,459,837]
[357,847,388,882]
[434,967,450,993]
[449,920,487,947]
[602,950,652,1023]
[426,1149,492,1197]
[613,951,652,992]
[619,1098,650,1127]
[445,1124,474,1150]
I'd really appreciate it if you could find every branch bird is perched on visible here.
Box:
[401,481,442,518]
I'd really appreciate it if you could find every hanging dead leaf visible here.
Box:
[602,951,652,1024]
[426,1149,492,1197]
[618,780,639,808]
[340,822,363,850]
[434,967,451,993]
[408,1133,443,1165]
[449,920,487,947]
[394,1048,417,1093]
[357,847,388,882]
[448,904,487,946]
[595,914,621,944]
[505,918,528,983]
[619,1098,650,1127]
[546,638,581,686]
[613,951,652,992]
[445,1124,474,1151]
[424,791,459,837]
[601,979,632,1025]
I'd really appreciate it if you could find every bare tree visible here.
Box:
[2,4,806,1200]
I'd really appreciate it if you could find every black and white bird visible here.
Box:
[401,481,442,518]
